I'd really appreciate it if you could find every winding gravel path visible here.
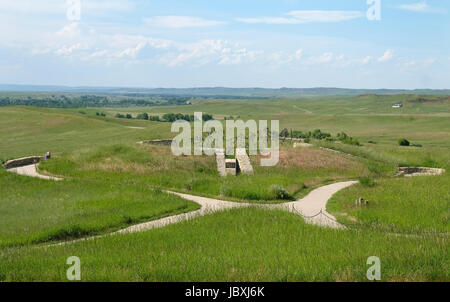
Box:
[5,159,357,244]
[50,181,356,246]
[116,181,358,236]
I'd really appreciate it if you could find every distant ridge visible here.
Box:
[0,84,449,97]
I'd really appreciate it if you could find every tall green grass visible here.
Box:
[0,169,199,247]
[328,173,450,232]
[1,208,447,281]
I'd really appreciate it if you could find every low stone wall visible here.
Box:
[216,149,226,177]
[3,156,42,169]
[397,167,446,177]
[141,139,173,146]
[236,148,254,175]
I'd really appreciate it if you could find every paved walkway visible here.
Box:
[49,181,357,246]
[7,163,62,181]
[5,157,357,243]
[116,181,358,235]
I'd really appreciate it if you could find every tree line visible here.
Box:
[115,112,214,123]
[280,128,361,146]
[0,94,191,108]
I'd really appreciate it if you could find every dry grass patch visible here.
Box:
[277,147,365,171]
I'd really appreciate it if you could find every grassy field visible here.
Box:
[0,94,448,281]
[0,208,447,282]
[36,142,370,203]
[328,173,450,232]
[0,168,199,248]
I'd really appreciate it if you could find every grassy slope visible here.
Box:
[0,95,448,281]
[0,106,172,161]
[0,208,447,281]
[37,142,369,202]
[328,173,450,232]
[0,168,199,247]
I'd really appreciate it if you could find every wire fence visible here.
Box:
[290,205,450,238]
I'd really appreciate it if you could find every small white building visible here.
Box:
[392,104,403,108]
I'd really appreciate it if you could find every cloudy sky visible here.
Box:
[0,0,449,88]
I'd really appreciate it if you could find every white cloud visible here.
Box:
[401,57,437,68]
[287,10,365,23]
[294,49,303,60]
[56,22,81,37]
[144,16,226,28]
[0,0,134,15]
[362,56,372,64]
[118,42,147,59]
[237,10,364,24]
[396,2,447,14]
[378,49,394,62]
[55,43,89,56]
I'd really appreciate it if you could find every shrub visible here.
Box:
[280,128,289,138]
[269,185,292,200]
[126,114,132,119]
[359,177,375,187]
[398,138,410,146]
[312,129,331,140]
[337,132,360,146]
[115,113,125,118]
[136,112,149,120]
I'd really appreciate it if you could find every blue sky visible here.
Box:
[0,0,449,88]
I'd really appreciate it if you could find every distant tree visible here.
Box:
[126,114,132,119]
[280,128,289,138]
[115,113,125,118]
[398,138,410,146]
[163,113,177,122]
[136,112,149,120]
[202,114,213,121]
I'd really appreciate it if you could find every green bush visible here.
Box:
[269,185,293,200]
[136,112,149,120]
[359,177,375,187]
[398,139,410,146]
[280,128,289,138]
[337,132,360,146]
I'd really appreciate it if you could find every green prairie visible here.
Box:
[0,94,448,281]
